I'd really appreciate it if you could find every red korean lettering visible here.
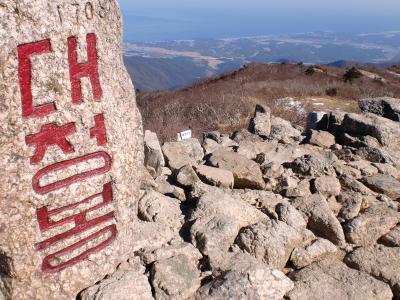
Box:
[17,40,57,118]
[68,33,103,104]
[35,183,117,273]
[32,151,112,195]
[90,114,108,146]
[25,122,76,165]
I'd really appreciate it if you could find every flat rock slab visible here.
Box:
[0,1,143,299]
[363,174,400,200]
[287,257,393,300]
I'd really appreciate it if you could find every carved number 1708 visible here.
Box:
[57,0,113,25]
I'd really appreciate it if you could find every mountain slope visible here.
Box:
[137,63,400,142]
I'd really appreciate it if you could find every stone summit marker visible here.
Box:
[0,1,143,299]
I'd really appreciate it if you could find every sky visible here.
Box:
[118,0,400,42]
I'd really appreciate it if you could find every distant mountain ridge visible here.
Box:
[125,31,400,91]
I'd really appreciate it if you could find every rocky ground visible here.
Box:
[80,97,400,300]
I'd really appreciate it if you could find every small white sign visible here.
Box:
[177,129,192,141]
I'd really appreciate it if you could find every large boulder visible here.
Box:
[285,154,337,177]
[0,1,143,298]
[138,190,184,230]
[208,149,265,190]
[341,112,400,147]
[308,130,336,149]
[236,140,277,160]
[291,194,345,246]
[176,164,200,188]
[144,130,165,177]
[151,254,201,300]
[189,190,266,269]
[312,176,341,198]
[306,111,329,132]
[194,164,234,188]
[363,174,400,200]
[140,242,202,265]
[336,191,363,222]
[359,97,400,122]
[162,138,204,173]
[276,202,307,232]
[343,204,400,246]
[381,225,400,247]
[249,104,271,137]
[270,116,302,142]
[235,219,303,269]
[345,245,400,299]
[290,238,337,269]
[287,257,393,300]
[192,264,293,300]
[80,258,153,300]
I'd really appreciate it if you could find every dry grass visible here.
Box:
[137,63,400,143]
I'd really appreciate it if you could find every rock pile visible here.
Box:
[79,98,400,300]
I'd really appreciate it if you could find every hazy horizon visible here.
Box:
[119,0,400,42]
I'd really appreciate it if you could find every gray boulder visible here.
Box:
[381,225,400,247]
[194,165,234,188]
[359,97,400,122]
[287,257,393,300]
[189,190,266,269]
[249,104,272,137]
[151,254,200,300]
[208,149,265,190]
[336,191,362,222]
[345,245,400,299]
[341,112,400,147]
[155,177,186,202]
[144,130,165,178]
[339,175,375,196]
[373,163,400,178]
[291,194,345,246]
[270,116,302,142]
[140,242,203,265]
[162,138,204,173]
[312,176,341,197]
[192,264,293,300]
[236,140,277,160]
[235,219,303,269]
[80,258,153,300]
[343,204,400,246]
[363,174,400,200]
[138,190,184,230]
[176,164,200,187]
[276,203,307,232]
[285,154,337,177]
[308,130,336,149]
[290,238,337,269]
